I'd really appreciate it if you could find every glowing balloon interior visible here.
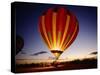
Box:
[38,7,79,58]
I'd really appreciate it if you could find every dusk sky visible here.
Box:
[15,3,97,62]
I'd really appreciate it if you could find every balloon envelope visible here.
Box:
[38,7,79,58]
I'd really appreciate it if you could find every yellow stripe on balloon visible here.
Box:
[60,15,70,50]
[39,31,50,50]
[57,31,61,50]
[52,12,57,49]
[62,24,78,50]
[48,32,53,47]
[41,16,52,49]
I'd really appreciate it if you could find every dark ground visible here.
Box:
[15,58,97,73]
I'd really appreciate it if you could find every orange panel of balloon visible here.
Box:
[38,7,79,59]
[11,2,97,73]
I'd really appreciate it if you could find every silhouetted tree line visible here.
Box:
[16,62,51,68]
[16,58,97,68]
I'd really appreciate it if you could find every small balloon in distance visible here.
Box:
[16,35,24,55]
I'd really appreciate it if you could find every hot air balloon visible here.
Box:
[38,7,79,61]
[16,35,24,55]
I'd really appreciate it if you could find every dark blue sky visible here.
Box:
[15,2,97,60]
